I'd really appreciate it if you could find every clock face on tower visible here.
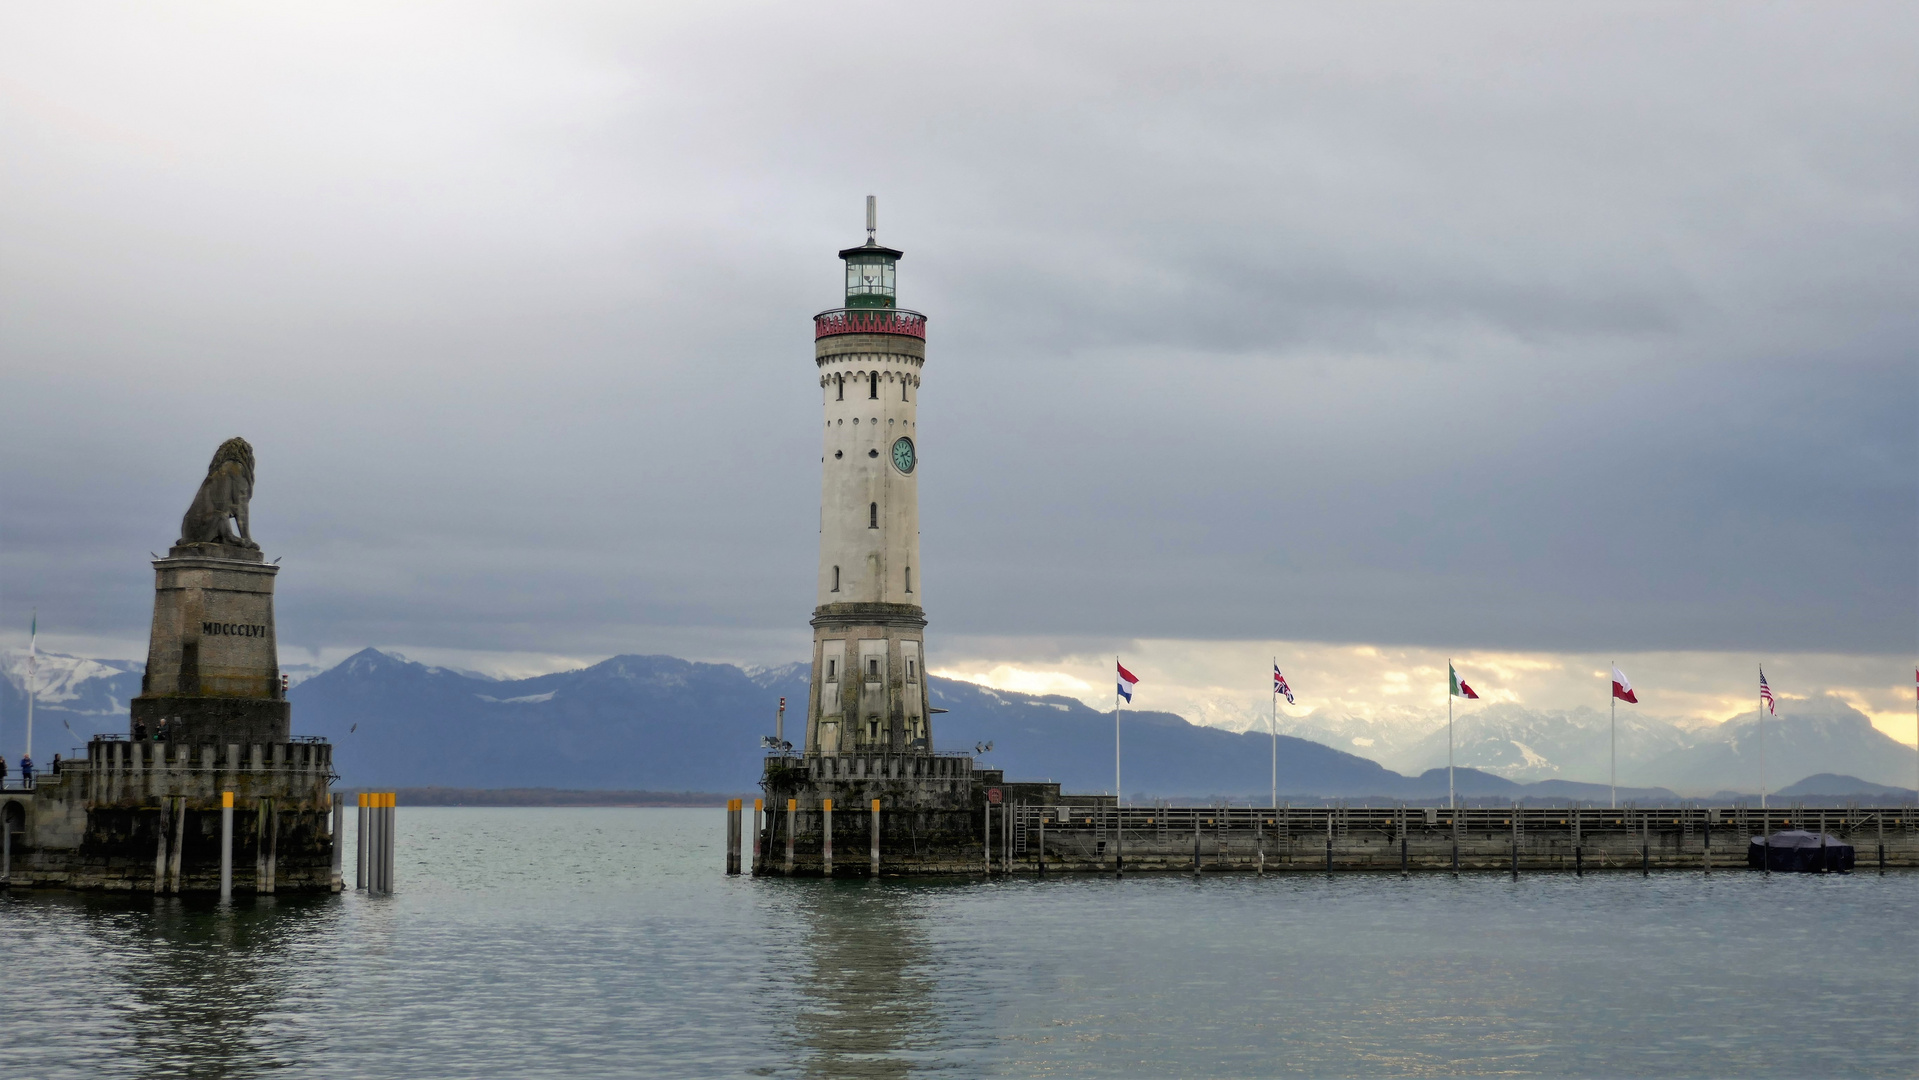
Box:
[891,437,916,474]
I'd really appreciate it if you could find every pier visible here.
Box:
[751,792,1919,875]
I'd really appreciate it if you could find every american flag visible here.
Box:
[1273,665,1295,705]
[1759,669,1775,715]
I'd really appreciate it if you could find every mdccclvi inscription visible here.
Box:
[202,621,270,638]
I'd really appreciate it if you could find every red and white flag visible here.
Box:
[1116,662,1138,703]
[1611,666,1637,704]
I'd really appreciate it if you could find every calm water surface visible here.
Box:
[3,807,1914,1078]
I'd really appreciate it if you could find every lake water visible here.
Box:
[3,807,1914,1078]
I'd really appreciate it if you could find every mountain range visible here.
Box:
[1279,697,1917,793]
[3,648,1912,802]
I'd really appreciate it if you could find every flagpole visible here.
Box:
[25,610,36,763]
[1610,660,1617,811]
[1447,659,1454,812]
[1114,655,1122,876]
[1271,657,1278,813]
[1758,665,1767,812]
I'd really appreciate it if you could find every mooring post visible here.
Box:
[1818,812,1828,874]
[724,799,740,875]
[822,798,834,877]
[168,796,186,895]
[1703,810,1712,874]
[983,802,992,877]
[153,795,170,895]
[264,797,278,895]
[330,792,345,892]
[1510,802,1519,880]
[1192,815,1201,876]
[220,791,234,901]
[386,792,397,892]
[752,798,764,874]
[1450,807,1459,875]
[784,798,796,875]
[1036,801,1051,878]
[1325,808,1334,874]
[2,811,10,887]
[1640,811,1650,877]
[1878,811,1885,872]
[356,792,367,890]
[870,798,881,877]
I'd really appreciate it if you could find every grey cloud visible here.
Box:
[0,3,1912,662]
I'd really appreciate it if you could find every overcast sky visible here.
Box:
[1,3,1913,726]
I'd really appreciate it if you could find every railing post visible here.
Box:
[870,798,881,877]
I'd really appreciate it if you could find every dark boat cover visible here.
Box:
[1747,830,1854,872]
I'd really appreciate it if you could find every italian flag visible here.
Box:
[1449,663,1479,700]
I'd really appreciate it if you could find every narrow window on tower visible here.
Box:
[869,373,878,399]
[826,659,836,681]
[905,566,912,593]
[836,374,844,401]
[903,379,909,402]
[831,566,840,592]
[868,503,878,528]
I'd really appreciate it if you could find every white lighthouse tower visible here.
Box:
[805,198,932,757]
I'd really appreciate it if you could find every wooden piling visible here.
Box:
[356,792,368,890]
[784,799,796,875]
[153,795,170,894]
[752,798,764,874]
[725,799,741,875]
[167,796,186,894]
[870,798,881,877]
[385,792,397,892]
[330,793,345,892]
[220,791,234,901]
[1036,805,1045,876]
[983,802,991,877]
[263,797,278,895]
[822,798,834,877]
[1510,803,1519,879]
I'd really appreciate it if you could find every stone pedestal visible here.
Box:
[130,543,288,745]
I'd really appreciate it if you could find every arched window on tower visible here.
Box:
[903,379,909,402]
[868,372,879,399]
[868,503,878,529]
[836,374,844,401]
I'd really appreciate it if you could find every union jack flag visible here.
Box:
[1759,669,1776,715]
[1273,665,1295,705]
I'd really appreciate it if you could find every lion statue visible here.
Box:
[178,437,260,549]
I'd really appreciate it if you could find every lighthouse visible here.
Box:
[805,198,932,757]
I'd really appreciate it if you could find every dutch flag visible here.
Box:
[1117,662,1139,703]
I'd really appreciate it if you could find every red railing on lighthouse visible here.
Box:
[814,308,927,340]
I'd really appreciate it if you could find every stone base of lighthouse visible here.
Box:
[804,602,931,755]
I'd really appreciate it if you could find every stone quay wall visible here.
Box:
[752,791,1919,876]
[0,738,338,892]
[1000,804,1919,873]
